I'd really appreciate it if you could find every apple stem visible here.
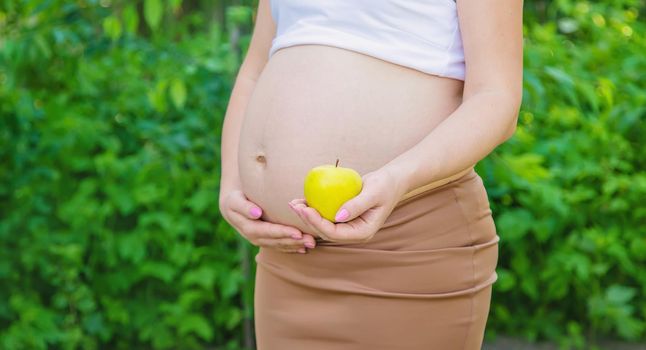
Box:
[335,158,339,167]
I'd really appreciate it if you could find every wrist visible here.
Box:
[380,160,416,199]
[220,174,242,192]
[219,178,243,203]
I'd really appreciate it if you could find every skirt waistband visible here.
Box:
[396,166,476,208]
[400,167,474,201]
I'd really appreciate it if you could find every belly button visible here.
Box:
[255,154,267,164]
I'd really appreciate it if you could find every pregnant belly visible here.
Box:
[238,45,464,236]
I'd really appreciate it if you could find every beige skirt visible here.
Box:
[254,168,500,349]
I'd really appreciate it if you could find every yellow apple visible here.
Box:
[304,159,363,222]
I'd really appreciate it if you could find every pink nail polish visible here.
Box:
[335,208,349,222]
[305,242,315,248]
[250,207,262,218]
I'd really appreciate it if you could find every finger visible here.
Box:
[229,190,264,220]
[248,219,304,240]
[333,189,378,223]
[301,234,317,249]
[290,199,338,241]
[288,200,334,241]
[335,209,376,242]
[334,207,381,242]
[287,200,321,236]
[230,210,303,240]
[299,200,380,243]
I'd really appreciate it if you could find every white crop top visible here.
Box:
[268,0,465,81]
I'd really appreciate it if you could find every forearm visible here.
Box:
[219,73,259,198]
[383,90,521,195]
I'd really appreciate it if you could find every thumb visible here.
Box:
[334,191,375,223]
[234,190,263,219]
[247,204,263,219]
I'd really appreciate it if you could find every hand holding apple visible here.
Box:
[288,160,407,244]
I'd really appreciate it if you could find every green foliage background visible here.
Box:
[0,0,644,349]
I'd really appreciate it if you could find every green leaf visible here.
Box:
[139,261,177,283]
[179,289,212,309]
[33,34,51,59]
[144,0,163,31]
[102,15,122,41]
[226,6,252,26]
[221,269,242,299]
[630,237,646,260]
[170,78,187,109]
[134,183,164,204]
[187,188,213,214]
[496,209,533,241]
[181,266,216,289]
[178,314,213,341]
[117,233,147,263]
[500,153,551,182]
[495,269,516,292]
[616,317,644,341]
[122,4,139,35]
[225,307,242,331]
[606,285,636,304]
[147,79,168,113]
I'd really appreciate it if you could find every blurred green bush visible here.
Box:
[479,0,646,347]
[1,1,256,349]
[0,0,644,349]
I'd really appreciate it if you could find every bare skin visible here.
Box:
[219,0,523,254]
[238,44,465,236]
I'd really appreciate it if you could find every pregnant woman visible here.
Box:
[219,0,523,348]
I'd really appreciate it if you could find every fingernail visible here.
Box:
[298,248,306,254]
[335,208,349,222]
[250,207,262,218]
[292,233,302,240]
[304,242,315,248]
